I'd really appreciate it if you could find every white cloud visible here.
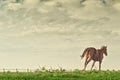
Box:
[113,3,120,11]
[5,3,22,10]
[0,0,120,47]
[23,0,39,8]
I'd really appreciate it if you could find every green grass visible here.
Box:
[0,69,120,80]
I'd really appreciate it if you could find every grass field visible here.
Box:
[0,69,120,80]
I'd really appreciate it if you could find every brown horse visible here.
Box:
[81,46,107,71]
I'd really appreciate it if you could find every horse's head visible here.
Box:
[101,46,107,56]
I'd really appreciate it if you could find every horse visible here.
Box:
[81,46,107,71]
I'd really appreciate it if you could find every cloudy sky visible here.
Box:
[0,0,120,70]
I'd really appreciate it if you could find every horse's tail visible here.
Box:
[81,48,89,59]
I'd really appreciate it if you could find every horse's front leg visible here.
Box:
[99,61,102,71]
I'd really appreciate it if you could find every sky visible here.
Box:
[0,0,120,71]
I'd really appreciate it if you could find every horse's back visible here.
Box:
[85,47,96,58]
[87,47,96,53]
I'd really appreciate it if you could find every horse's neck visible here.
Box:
[97,49,104,55]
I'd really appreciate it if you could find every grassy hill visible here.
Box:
[0,69,120,80]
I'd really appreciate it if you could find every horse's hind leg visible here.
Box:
[83,57,91,70]
[86,58,91,66]
[91,61,95,70]
[83,57,88,70]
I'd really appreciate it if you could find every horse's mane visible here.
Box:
[101,46,107,49]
